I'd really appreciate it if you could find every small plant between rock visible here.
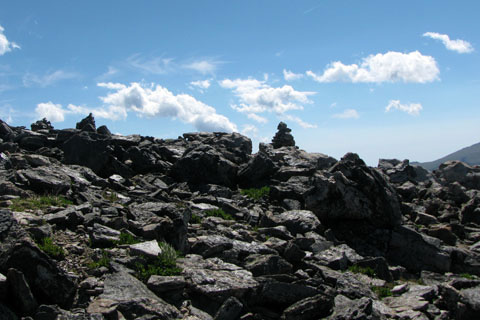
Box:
[371,285,392,299]
[114,232,140,245]
[134,242,182,281]
[37,237,65,260]
[87,250,110,269]
[204,208,233,220]
[10,195,73,212]
[348,265,376,277]
[240,186,270,201]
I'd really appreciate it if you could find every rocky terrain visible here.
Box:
[414,142,480,171]
[0,116,479,320]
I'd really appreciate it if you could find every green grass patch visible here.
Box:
[204,208,233,220]
[87,250,110,269]
[190,213,202,224]
[371,286,392,299]
[348,265,376,277]
[114,232,140,245]
[460,273,474,280]
[37,237,65,260]
[240,186,270,201]
[134,242,182,281]
[102,189,119,202]
[10,195,72,211]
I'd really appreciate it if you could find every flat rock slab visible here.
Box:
[129,240,161,258]
[180,254,259,302]
[95,271,179,319]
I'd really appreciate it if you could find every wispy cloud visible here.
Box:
[0,25,20,56]
[423,32,474,54]
[332,109,359,119]
[284,114,317,128]
[23,70,79,87]
[283,69,303,81]
[189,79,211,93]
[97,66,118,80]
[385,100,422,116]
[183,58,224,75]
[127,54,174,75]
[307,51,439,83]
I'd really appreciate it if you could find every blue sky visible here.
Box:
[1,1,479,165]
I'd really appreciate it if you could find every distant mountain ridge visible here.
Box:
[413,141,480,171]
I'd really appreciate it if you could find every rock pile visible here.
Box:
[0,115,478,319]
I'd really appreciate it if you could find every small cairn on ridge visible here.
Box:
[271,122,295,149]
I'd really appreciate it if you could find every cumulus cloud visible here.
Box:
[127,54,173,74]
[307,51,439,83]
[35,102,67,122]
[98,82,237,132]
[183,59,223,75]
[0,26,20,56]
[189,79,211,93]
[423,32,473,53]
[332,109,360,119]
[241,124,259,137]
[23,70,78,87]
[385,100,422,116]
[283,69,303,81]
[220,78,315,125]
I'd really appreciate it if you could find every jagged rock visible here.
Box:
[171,144,238,187]
[272,122,295,149]
[91,271,179,319]
[180,254,258,314]
[237,151,278,187]
[257,281,320,307]
[270,210,321,235]
[436,160,480,190]
[31,118,53,131]
[244,254,292,276]
[7,268,37,316]
[335,272,376,300]
[97,125,111,136]
[76,113,96,132]
[129,240,161,258]
[16,130,49,151]
[89,223,121,247]
[0,241,76,308]
[280,292,334,320]
[460,195,480,225]
[388,226,451,273]
[214,296,243,320]
[314,244,363,270]
[330,295,374,320]
[147,275,187,294]
[43,206,85,229]
[305,153,402,228]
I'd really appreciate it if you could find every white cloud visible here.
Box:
[190,79,211,91]
[307,51,439,83]
[241,124,259,137]
[284,114,317,128]
[23,70,78,87]
[283,69,303,81]
[98,82,237,132]
[247,113,268,123]
[0,26,20,56]
[97,66,118,80]
[220,78,315,124]
[127,54,173,74]
[183,59,223,75]
[332,109,360,119]
[385,100,422,116]
[35,102,66,122]
[423,32,473,54]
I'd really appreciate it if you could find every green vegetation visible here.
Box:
[37,237,65,260]
[10,195,72,211]
[102,189,119,202]
[190,213,202,224]
[134,242,182,281]
[348,265,376,277]
[114,232,140,245]
[87,250,110,269]
[204,208,233,220]
[460,273,474,280]
[240,186,270,201]
[371,286,392,299]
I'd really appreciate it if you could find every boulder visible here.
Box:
[31,118,53,132]
[76,113,96,132]
[272,122,295,149]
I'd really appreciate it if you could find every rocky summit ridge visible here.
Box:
[0,115,479,319]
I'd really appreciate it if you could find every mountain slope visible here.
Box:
[414,141,480,171]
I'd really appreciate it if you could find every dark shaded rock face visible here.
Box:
[1,116,480,319]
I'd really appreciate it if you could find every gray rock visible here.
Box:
[17,166,71,194]
[147,275,187,294]
[0,272,6,301]
[280,293,334,320]
[329,295,374,320]
[214,296,243,320]
[129,240,162,258]
[43,207,84,229]
[314,244,363,271]
[272,122,295,149]
[7,268,37,315]
[271,210,321,235]
[259,281,320,306]
[335,272,376,300]
[95,271,179,319]
[436,161,480,190]
[89,223,121,247]
[244,254,293,276]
